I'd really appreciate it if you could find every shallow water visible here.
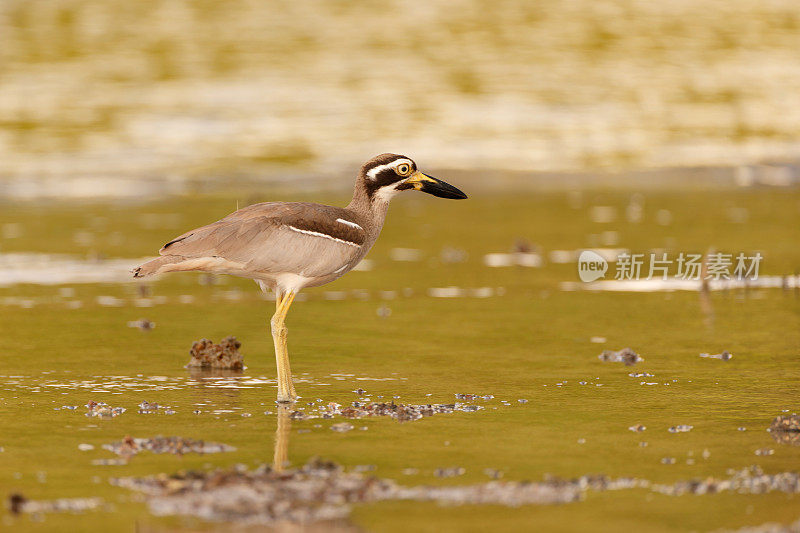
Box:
[1,189,799,531]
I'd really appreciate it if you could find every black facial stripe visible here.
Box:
[365,167,404,198]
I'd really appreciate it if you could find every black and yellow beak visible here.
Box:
[402,171,468,199]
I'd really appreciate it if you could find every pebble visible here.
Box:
[434,467,465,478]
[484,469,504,479]
[330,423,354,433]
[629,424,646,432]
[668,425,693,433]
[599,347,643,366]
[699,350,733,361]
[127,319,155,331]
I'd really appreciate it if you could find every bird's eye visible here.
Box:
[396,164,411,176]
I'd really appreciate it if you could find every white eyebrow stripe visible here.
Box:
[286,225,360,247]
[336,218,362,230]
[366,158,413,180]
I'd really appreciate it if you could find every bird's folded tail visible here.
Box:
[132,255,182,278]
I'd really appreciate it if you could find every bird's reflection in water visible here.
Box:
[185,367,291,471]
[273,405,292,472]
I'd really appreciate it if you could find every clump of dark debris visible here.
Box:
[769,415,800,446]
[770,415,800,433]
[110,458,604,525]
[85,401,126,419]
[298,401,484,422]
[599,347,643,366]
[186,336,244,370]
[103,436,235,459]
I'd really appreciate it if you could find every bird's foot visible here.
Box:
[275,392,298,404]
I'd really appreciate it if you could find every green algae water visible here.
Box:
[1,188,799,532]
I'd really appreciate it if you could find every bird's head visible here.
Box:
[359,153,467,203]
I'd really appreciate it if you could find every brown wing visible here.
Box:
[159,202,366,277]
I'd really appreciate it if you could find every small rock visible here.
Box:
[699,350,732,361]
[599,347,643,366]
[127,319,155,331]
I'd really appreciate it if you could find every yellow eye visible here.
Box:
[396,163,411,176]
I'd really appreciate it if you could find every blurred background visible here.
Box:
[2,0,800,199]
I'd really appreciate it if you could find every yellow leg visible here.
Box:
[271,290,297,403]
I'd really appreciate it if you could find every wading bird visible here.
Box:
[133,154,467,402]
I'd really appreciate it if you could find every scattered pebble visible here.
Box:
[661,457,676,465]
[628,424,646,432]
[330,423,354,433]
[652,465,800,496]
[599,347,643,366]
[754,448,775,456]
[668,425,693,433]
[308,400,483,423]
[103,436,235,458]
[78,444,95,451]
